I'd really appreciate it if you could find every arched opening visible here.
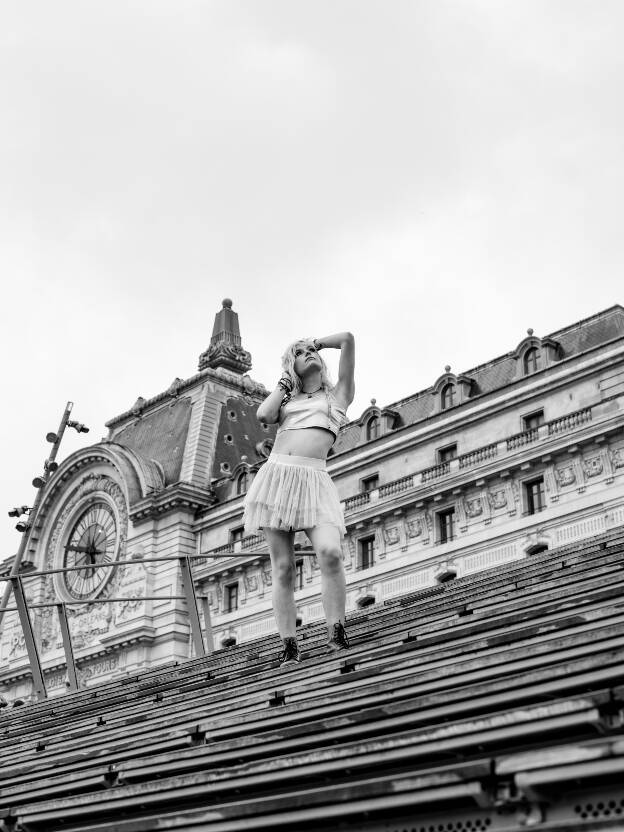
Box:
[295,616,303,627]
[236,471,248,495]
[523,347,540,375]
[436,568,457,584]
[366,416,380,441]
[527,544,548,556]
[441,383,456,410]
[357,594,376,608]
[221,636,237,648]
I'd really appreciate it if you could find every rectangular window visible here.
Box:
[359,536,375,569]
[523,410,544,432]
[225,583,238,613]
[525,477,545,515]
[295,559,304,590]
[230,527,244,543]
[361,474,379,493]
[438,508,455,543]
[437,444,457,464]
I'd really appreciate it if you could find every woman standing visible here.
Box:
[243,332,355,667]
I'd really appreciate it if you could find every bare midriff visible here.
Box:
[271,426,335,460]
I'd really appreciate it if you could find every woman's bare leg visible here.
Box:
[304,524,346,638]
[263,528,297,639]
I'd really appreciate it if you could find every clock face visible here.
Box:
[62,500,119,600]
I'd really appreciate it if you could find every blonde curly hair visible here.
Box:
[280,337,335,398]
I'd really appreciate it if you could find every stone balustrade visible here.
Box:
[241,533,265,550]
[458,443,498,469]
[378,474,414,497]
[506,427,539,451]
[548,407,592,435]
[421,461,451,483]
[342,405,596,514]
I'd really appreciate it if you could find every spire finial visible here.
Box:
[198,298,252,373]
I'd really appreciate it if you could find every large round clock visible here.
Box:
[62,500,119,600]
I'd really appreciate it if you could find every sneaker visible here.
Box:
[327,621,350,652]
[278,636,301,667]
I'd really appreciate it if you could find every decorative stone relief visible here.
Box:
[8,630,26,660]
[573,458,586,492]
[405,518,422,538]
[383,526,400,546]
[244,573,258,593]
[555,464,576,487]
[543,465,558,502]
[71,605,114,650]
[583,456,603,479]
[601,448,614,484]
[455,498,467,532]
[488,489,507,510]
[114,592,145,625]
[612,448,624,469]
[465,498,483,518]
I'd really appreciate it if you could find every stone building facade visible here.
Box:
[1,300,623,700]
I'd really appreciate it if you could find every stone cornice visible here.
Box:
[0,631,155,686]
[341,407,624,528]
[129,482,217,522]
[328,341,624,476]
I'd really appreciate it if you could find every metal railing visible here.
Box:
[0,554,209,701]
[0,543,319,702]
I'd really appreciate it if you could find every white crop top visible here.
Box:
[275,387,348,444]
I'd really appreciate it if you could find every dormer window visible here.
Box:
[523,348,540,375]
[441,383,456,410]
[236,472,248,495]
[366,416,380,441]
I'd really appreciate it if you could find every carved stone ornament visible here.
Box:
[405,518,422,538]
[488,490,507,510]
[583,456,603,478]
[465,498,483,518]
[198,343,252,374]
[555,465,576,486]
[612,448,624,469]
[244,573,258,593]
[383,527,400,545]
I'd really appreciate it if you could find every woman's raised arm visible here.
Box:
[314,331,355,407]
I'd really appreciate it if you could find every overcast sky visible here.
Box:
[1,1,623,559]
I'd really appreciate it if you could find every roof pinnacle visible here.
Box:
[198,298,252,374]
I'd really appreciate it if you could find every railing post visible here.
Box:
[200,595,215,654]
[56,603,79,692]
[178,555,206,658]
[11,576,47,701]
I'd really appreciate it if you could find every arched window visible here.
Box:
[236,472,248,495]
[366,416,380,441]
[441,383,455,410]
[523,347,540,375]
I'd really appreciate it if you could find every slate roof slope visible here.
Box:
[211,396,277,501]
[106,395,193,486]
[1,528,624,831]
[333,304,624,454]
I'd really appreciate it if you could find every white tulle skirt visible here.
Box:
[242,453,346,536]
